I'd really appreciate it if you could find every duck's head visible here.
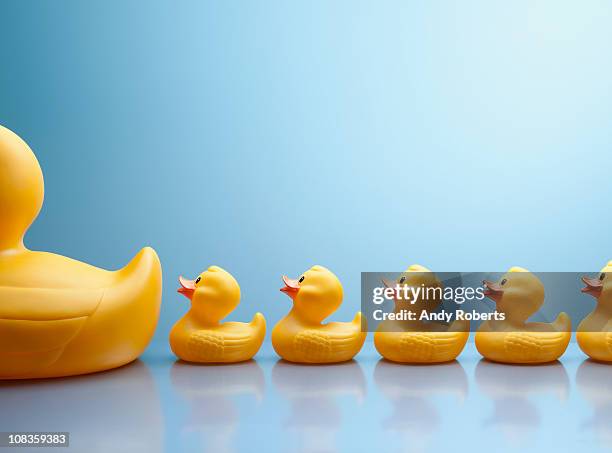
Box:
[0,126,44,253]
[280,265,343,323]
[482,267,544,321]
[581,261,612,302]
[178,266,240,323]
[382,264,442,311]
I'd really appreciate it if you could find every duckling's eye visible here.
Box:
[298,276,305,283]
[195,276,201,284]
[501,279,507,286]
[600,273,606,281]
[399,276,406,284]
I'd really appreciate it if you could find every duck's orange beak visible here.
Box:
[483,280,504,303]
[280,275,300,300]
[178,276,196,300]
[581,276,603,298]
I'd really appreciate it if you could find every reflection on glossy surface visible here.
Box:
[1,343,611,453]
[577,360,612,447]
[0,360,162,452]
[475,360,569,445]
[272,360,366,453]
[170,360,264,453]
[374,360,468,453]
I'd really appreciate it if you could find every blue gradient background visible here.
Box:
[1,1,611,342]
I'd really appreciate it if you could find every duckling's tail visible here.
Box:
[248,312,266,360]
[352,312,366,331]
[250,312,267,332]
[553,312,571,332]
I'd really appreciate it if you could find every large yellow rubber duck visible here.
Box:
[272,265,366,363]
[577,261,612,363]
[374,264,469,363]
[169,266,266,363]
[0,125,162,379]
[476,267,571,364]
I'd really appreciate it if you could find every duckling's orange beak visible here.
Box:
[581,276,603,298]
[178,276,196,300]
[280,275,300,300]
[483,280,504,303]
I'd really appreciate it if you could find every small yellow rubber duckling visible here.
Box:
[272,265,366,363]
[0,125,162,379]
[169,266,266,363]
[476,267,571,364]
[577,261,612,363]
[374,264,469,363]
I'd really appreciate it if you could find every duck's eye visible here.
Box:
[600,273,606,281]
[195,276,201,284]
[399,276,406,284]
[501,279,507,286]
[298,276,305,283]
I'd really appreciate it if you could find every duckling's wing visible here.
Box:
[397,332,464,361]
[602,320,612,353]
[605,323,612,352]
[186,330,254,362]
[504,332,569,362]
[293,329,360,362]
[0,286,104,354]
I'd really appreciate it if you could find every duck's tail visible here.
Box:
[17,247,163,378]
[116,246,162,282]
[85,246,162,363]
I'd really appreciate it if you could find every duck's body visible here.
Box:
[272,265,366,364]
[169,266,265,363]
[374,265,469,363]
[476,267,571,364]
[0,125,162,379]
[577,262,612,362]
